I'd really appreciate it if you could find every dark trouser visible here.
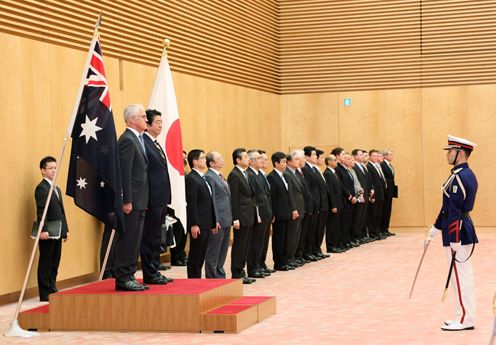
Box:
[247,222,265,275]
[287,217,302,261]
[170,221,187,263]
[351,203,365,241]
[260,222,272,270]
[114,209,145,284]
[272,219,289,268]
[326,211,341,251]
[38,239,62,300]
[369,200,383,237]
[141,205,167,280]
[187,228,210,278]
[100,224,115,276]
[340,204,353,246]
[205,226,231,278]
[382,197,393,233]
[315,211,329,254]
[296,212,311,258]
[231,226,253,278]
[304,212,319,255]
[362,202,370,238]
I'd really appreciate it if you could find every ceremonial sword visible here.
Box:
[408,236,432,299]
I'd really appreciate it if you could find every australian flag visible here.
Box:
[66,37,124,233]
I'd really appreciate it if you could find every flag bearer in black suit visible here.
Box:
[185,149,216,278]
[115,104,149,291]
[268,152,298,271]
[35,156,69,301]
[140,109,173,284]
[323,154,344,253]
[228,148,257,284]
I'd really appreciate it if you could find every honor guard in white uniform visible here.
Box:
[428,135,478,331]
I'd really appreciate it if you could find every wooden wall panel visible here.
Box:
[0,0,279,93]
[280,0,496,93]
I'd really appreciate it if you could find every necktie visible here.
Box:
[219,173,229,191]
[202,175,212,196]
[154,140,166,161]
[138,134,146,155]
[280,173,288,190]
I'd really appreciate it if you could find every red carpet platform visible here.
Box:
[18,279,276,333]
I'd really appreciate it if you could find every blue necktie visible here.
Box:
[138,134,146,154]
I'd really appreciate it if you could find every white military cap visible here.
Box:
[443,135,477,151]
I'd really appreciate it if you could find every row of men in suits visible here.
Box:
[184,146,398,284]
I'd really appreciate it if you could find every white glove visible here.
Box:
[450,242,462,252]
[427,225,440,241]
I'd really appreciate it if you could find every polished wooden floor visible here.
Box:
[2,230,496,344]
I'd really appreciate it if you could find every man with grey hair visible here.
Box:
[246,149,273,278]
[114,104,149,291]
[204,151,232,278]
[380,149,396,236]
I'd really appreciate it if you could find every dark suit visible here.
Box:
[246,167,272,276]
[35,179,68,301]
[204,169,232,278]
[335,163,355,246]
[302,163,320,256]
[258,170,273,270]
[324,167,344,251]
[367,162,386,237]
[284,168,305,261]
[296,168,313,259]
[381,161,396,233]
[352,164,370,241]
[313,166,329,254]
[114,128,149,284]
[140,134,171,280]
[228,166,256,278]
[186,169,215,278]
[268,170,294,268]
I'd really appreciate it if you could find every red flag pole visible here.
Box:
[4,13,103,338]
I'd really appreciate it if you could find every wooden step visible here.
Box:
[201,304,258,333]
[19,304,50,330]
[229,296,276,321]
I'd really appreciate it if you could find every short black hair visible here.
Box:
[257,149,266,155]
[188,149,204,168]
[40,156,56,170]
[369,149,379,156]
[145,109,162,125]
[303,146,316,157]
[232,148,246,165]
[286,153,294,162]
[351,149,362,156]
[462,148,472,159]
[331,147,344,156]
[271,151,287,167]
[316,149,324,158]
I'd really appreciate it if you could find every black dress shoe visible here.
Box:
[248,272,265,279]
[284,265,296,270]
[274,266,289,271]
[321,253,330,258]
[242,277,254,284]
[157,263,171,270]
[143,275,168,285]
[387,231,396,236]
[265,267,276,274]
[116,280,145,291]
[39,296,49,302]
[171,260,187,266]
